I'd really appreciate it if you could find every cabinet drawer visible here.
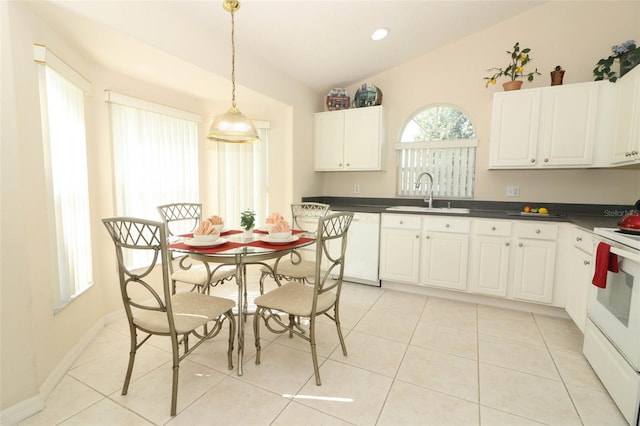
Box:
[474,219,512,237]
[423,217,470,234]
[571,227,594,255]
[381,214,421,229]
[515,222,559,240]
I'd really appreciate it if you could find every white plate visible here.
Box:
[184,238,227,248]
[261,235,299,245]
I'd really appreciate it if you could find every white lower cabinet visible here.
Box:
[379,214,421,283]
[512,222,558,304]
[469,219,512,297]
[563,227,594,332]
[381,214,564,307]
[420,218,470,291]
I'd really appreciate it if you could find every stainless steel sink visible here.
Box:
[385,206,470,214]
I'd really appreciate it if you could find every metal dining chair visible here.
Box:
[157,203,235,294]
[258,202,330,293]
[253,211,354,385]
[102,217,236,416]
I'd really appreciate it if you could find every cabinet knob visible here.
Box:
[530,159,536,163]
[399,221,404,225]
[491,226,496,231]
[626,152,631,157]
[425,235,430,239]
[518,243,523,247]
[584,260,590,266]
[576,236,582,242]
[416,235,420,239]
[535,229,541,234]
[445,224,450,228]
[346,163,350,166]
[632,150,638,156]
[505,242,510,246]
[339,163,343,166]
[544,158,549,162]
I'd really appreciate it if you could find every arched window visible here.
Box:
[396,105,477,198]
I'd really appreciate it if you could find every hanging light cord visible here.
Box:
[230,7,237,108]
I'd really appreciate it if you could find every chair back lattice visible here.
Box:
[157,203,202,237]
[313,212,354,299]
[290,202,330,234]
[102,217,175,331]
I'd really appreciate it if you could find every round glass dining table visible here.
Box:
[168,229,315,375]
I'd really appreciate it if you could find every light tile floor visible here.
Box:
[20,269,628,426]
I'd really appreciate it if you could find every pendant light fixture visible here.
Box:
[207,0,260,143]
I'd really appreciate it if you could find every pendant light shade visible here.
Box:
[207,0,260,144]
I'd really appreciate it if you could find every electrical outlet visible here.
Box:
[354,184,360,194]
[506,185,520,197]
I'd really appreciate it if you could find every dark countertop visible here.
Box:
[301,196,629,231]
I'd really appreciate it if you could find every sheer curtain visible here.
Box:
[35,46,93,311]
[216,125,270,227]
[108,92,200,220]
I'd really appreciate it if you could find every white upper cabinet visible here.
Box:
[314,106,385,171]
[611,65,640,165]
[489,82,616,169]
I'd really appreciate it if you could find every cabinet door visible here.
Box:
[611,66,640,165]
[513,239,556,303]
[565,248,593,332]
[314,111,344,170]
[420,231,469,290]
[469,236,511,297]
[379,228,420,283]
[344,106,383,170]
[489,90,541,168]
[540,84,598,166]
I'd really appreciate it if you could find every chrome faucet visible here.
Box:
[415,172,434,208]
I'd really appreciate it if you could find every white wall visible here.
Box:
[320,1,640,204]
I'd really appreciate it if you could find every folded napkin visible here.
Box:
[272,220,291,232]
[194,221,220,236]
[266,213,284,224]
[207,215,224,225]
[592,242,620,288]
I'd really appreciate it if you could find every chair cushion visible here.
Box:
[260,260,315,279]
[172,264,235,286]
[133,292,235,334]
[254,283,335,317]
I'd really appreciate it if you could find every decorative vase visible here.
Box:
[619,51,640,78]
[242,228,253,239]
[550,69,565,86]
[502,80,523,91]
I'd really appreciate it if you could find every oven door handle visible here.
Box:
[610,246,640,264]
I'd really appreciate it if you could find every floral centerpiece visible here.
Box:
[240,209,255,231]
[484,42,541,90]
[593,40,639,82]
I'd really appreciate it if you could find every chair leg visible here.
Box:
[225,310,235,370]
[310,317,321,386]
[170,336,181,416]
[122,330,137,395]
[253,307,262,365]
[334,306,347,356]
[259,271,269,294]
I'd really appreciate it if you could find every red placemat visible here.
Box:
[168,241,245,254]
[248,237,315,250]
[179,229,242,238]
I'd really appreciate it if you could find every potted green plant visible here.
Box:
[594,39,639,82]
[240,209,255,237]
[484,42,541,90]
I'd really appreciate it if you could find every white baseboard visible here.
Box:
[0,309,125,425]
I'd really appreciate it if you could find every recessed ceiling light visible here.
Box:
[371,27,389,41]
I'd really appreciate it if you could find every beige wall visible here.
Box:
[319,1,640,204]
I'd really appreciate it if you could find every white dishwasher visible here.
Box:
[330,211,381,286]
